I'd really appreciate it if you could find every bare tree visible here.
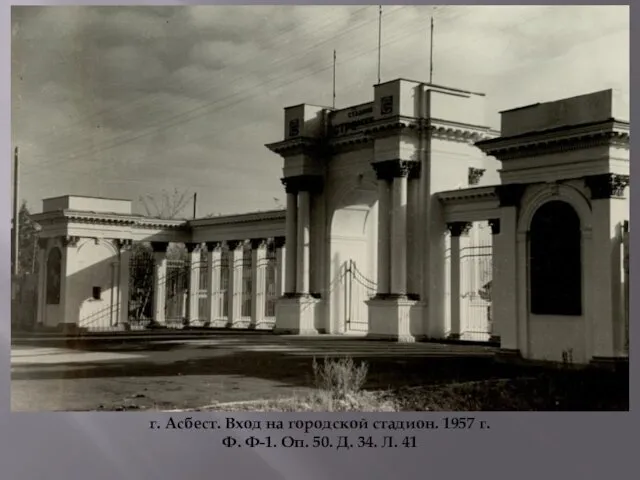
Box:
[139,188,192,220]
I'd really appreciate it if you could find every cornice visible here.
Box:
[265,136,325,156]
[437,186,498,203]
[272,117,496,156]
[189,209,286,228]
[364,117,493,144]
[475,119,630,160]
[32,209,190,231]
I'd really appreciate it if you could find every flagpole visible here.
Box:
[332,49,336,109]
[377,5,382,84]
[429,16,434,84]
[13,146,20,276]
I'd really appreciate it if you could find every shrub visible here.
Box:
[312,356,368,400]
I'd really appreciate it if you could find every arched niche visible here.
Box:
[529,200,582,316]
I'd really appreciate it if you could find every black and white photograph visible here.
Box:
[10,4,629,412]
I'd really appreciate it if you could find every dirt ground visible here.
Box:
[11,334,628,411]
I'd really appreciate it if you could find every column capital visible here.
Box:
[371,159,419,180]
[185,242,201,253]
[447,221,472,237]
[151,241,169,253]
[61,235,80,247]
[584,173,630,200]
[227,239,245,251]
[468,167,486,186]
[250,238,268,249]
[496,184,526,208]
[274,236,286,248]
[113,238,133,252]
[281,174,324,194]
[205,241,223,252]
[488,218,501,235]
[37,237,49,250]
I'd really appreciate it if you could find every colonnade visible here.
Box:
[148,237,286,328]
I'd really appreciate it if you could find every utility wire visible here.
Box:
[24,6,390,164]
[21,6,415,174]
[29,7,374,148]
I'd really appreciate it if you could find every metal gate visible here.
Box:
[344,260,376,332]
[445,221,494,342]
[128,254,154,329]
[165,259,189,326]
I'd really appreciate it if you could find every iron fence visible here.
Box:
[345,260,376,332]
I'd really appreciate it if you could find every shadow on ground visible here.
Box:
[11,337,628,411]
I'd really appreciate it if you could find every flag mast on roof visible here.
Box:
[377,5,382,84]
[429,15,434,84]
[332,49,337,109]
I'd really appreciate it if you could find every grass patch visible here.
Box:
[203,357,628,412]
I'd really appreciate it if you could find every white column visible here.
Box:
[36,238,48,326]
[186,243,201,325]
[118,241,131,328]
[488,219,501,342]
[285,191,298,294]
[296,190,311,295]
[251,239,268,327]
[152,242,168,325]
[494,207,518,351]
[206,242,223,324]
[390,174,408,295]
[407,177,420,297]
[275,237,286,297]
[448,223,468,339]
[590,197,627,359]
[227,240,244,326]
[59,236,76,328]
[376,178,391,296]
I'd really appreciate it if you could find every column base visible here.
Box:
[114,322,131,332]
[273,294,320,335]
[228,318,252,329]
[366,296,421,342]
[207,318,228,329]
[253,319,276,330]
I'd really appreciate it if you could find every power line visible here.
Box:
[21,6,414,174]
[28,7,465,180]
[29,7,373,149]
[44,14,459,182]
[25,6,381,163]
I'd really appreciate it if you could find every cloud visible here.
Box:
[12,5,629,216]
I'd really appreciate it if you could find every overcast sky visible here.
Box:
[11,5,629,218]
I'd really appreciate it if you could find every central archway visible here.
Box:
[326,185,378,334]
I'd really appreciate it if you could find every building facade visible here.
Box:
[30,79,630,366]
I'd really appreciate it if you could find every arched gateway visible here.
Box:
[266,80,629,366]
[30,80,629,367]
